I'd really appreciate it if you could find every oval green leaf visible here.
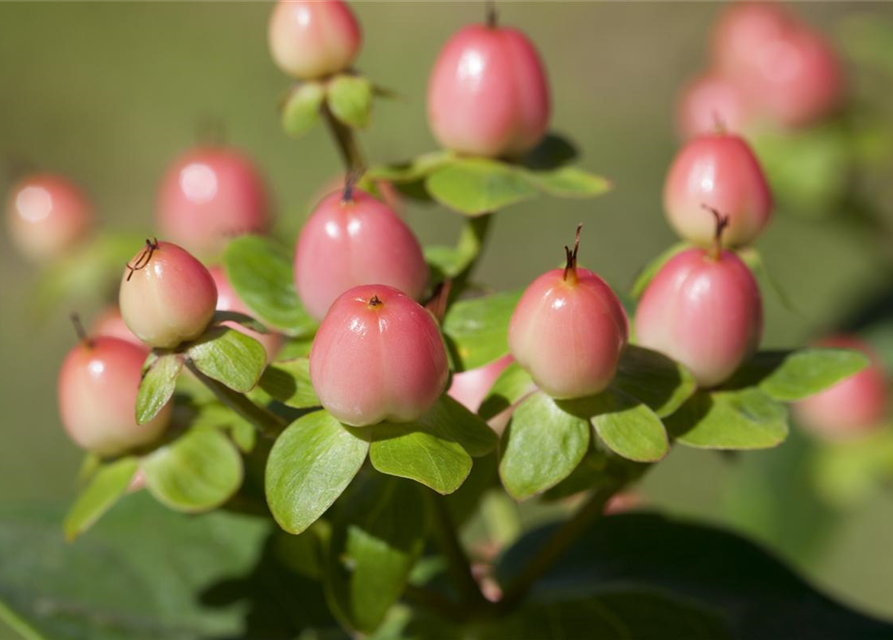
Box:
[580,388,669,463]
[610,345,696,418]
[524,166,612,198]
[258,357,320,409]
[327,74,373,129]
[136,352,182,425]
[426,158,539,216]
[187,327,267,393]
[442,290,522,371]
[282,81,325,137]
[63,457,139,541]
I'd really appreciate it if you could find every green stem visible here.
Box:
[449,213,493,302]
[426,491,489,609]
[497,481,623,612]
[185,361,287,438]
[321,102,365,172]
[0,597,46,640]
[404,584,469,622]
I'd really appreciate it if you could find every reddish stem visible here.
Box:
[563,224,583,284]
[70,312,93,348]
[125,238,159,282]
[701,204,730,260]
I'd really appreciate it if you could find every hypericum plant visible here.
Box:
[8,2,891,639]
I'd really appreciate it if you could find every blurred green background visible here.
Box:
[2,0,893,625]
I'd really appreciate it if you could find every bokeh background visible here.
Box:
[2,0,892,626]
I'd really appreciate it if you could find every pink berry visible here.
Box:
[268,0,361,80]
[794,336,888,440]
[427,23,550,158]
[156,146,270,259]
[58,336,170,456]
[635,221,763,388]
[712,2,791,80]
[91,306,144,349]
[6,173,92,262]
[294,187,427,322]
[309,285,449,426]
[508,230,628,399]
[209,266,282,360]
[119,240,218,349]
[663,133,773,248]
[448,355,513,413]
[675,72,754,139]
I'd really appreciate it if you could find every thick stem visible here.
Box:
[321,102,365,173]
[449,214,493,303]
[497,481,623,612]
[426,491,489,609]
[185,361,287,438]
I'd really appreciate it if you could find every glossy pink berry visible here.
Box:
[268,0,361,80]
[664,133,773,248]
[676,72,754,140]
[209,266,282,361]
[427,22,550,158]
[91,306,144,349]
[309,285,449,427]
[635,215,763,388]
[795,336,888,440]
[448,355,513,413]
[156,146,270,259]
[58,336,170,456]
[508,229,628,399]
[294,186,427,322]
[119,240,218,349]
[6,173,92,262]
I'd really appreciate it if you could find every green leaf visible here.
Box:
[63,457,139,541]
[426,158,538,215]
[135,352,182,425]
[142,428,243,512]
[275,335,315,360]
[266,411,369,534]
[366,151,453,184]
[580,388,669,463]
[369,421,472,495]
[442,290,522,371]
[611,345,697,417]
[211,309,269,334]
[325,476,426,633]
[222,235,316,337]
[187,327,266,393]
[541,450,609,502]
[282,81,325,137]
[425,395,498,457]
[667,387,789,450]
[479,362,537,421]
[630,241,689,299]
[724,348,871,402]
[519,133,578,170]
[258,358,320,408]
[499,392,591,501]
[524,166,611,198]
[327,74,373,128]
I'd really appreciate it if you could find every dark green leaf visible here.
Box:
[611,345,696,417]
[142,428,243,512]
[211,310,269,334]
[442,290,522,371]
[519,133,578,170]
[667,388,789,450]
[187,327,266,393]
[426,158,538,215]
[499,392,590,500]
[524,166,611,198]
[327,74,373,128]
[631,242,689,299]
[581,388,669,463]
[266,411,369,534]
[258,358,320,408]
[282,81,325,137]
[541,451,609,502]
[479,361,537,421]
[63,457,139,541]
[136,352,182,425]
[423,395,498,457]
[222,235,316,337]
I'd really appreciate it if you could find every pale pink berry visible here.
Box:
[635,239,763,388]
[294,187,427,322]
[91,306,144,349]
[427,23,550,158]
[676,72,754,139]
[156,146,270,259]
[664,133,773,248]
[795,336,888,441]
[309,285,449,426]
[508,231,628,399]
[58,336,170,456]
[712,2,792,81]
[448,355,513,413]
[209,266,282,361]
[6,173,92,262]
[268,0,361,80]
[119,240,218,349]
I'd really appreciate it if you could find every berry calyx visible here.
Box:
[156,146,270,259]
[508,227,629,399]
[6,173,93,262]
[309,284,449,427]
[427,22,550,158]
[209,266,282,361]
[268,0,362,80]
[294,185,427,321]
[119,240,218,349]
[58,332,170,456]
[663,132,773,248]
